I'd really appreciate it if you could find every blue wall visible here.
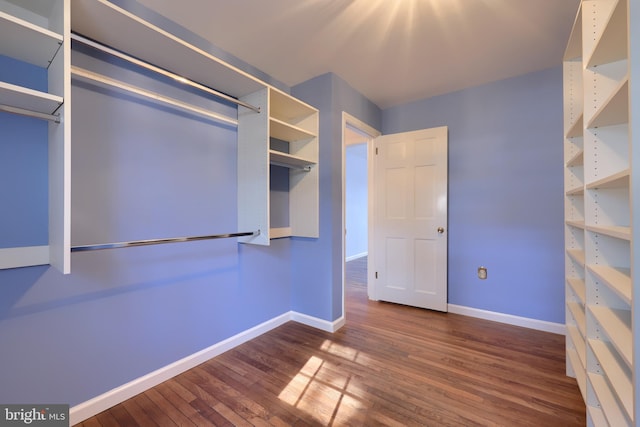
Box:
[0,0,564,410]
[383,66,565,323]
[345,143,368,259]
[291,73,382,321]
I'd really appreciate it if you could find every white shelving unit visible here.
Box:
[0,0,71,273]
[563,1,635,425]
[238,87,319,245]
[70,0,319,249]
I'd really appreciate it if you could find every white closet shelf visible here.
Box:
[0,80,63,115]
[567,324,586,368]
[566,220,585,230]
[565,114,584,139]
[269,150,316,170]
[586,0,627,68]
[270,89,317,123]
[566,185,584,196]
[563,5,582,61]
[567,249,586,267]
[589,339,633,421]
[586,169,629,189]
[270,117,316,142]
[0,10,62,68]
[567,277,586,305]
[587,78,629,129]
[568,301,586,337]
[588,373,630,427]
[567,347,586,400]
[585,224,631,241]
[589,306,632,368]
[587,406,607,427]
[587,265,631,306]
[71,0,266,100]
[566,149,584,167]
[269,227,292,239]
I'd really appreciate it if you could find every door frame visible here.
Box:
[341,112,381,317]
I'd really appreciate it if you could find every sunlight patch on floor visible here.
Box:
[278,350,366,424]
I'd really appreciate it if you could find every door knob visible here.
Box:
[437,227,445,234]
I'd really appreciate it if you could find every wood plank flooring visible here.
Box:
[76,257,585,426]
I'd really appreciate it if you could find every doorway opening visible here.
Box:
[341,112,380,318]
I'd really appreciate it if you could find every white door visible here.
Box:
[371,127,448,312]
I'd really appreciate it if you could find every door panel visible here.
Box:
[371,127,448,312]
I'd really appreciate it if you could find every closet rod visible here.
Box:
[71,230,260,252]
[71,33,261,113]
[71,66,238,126]
[0,104,60,123]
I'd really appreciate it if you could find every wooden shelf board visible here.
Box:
[269,227,292,239]
[587,265,631,305]
[567,277,586,305]
[585,224,631,241]
[587,78,629,129]
[269,150,316,170]
[270,88,316,122]
[0,10,62,67]
[567,347,587,400]
[566,149,584,167]
[566,324,586,368]
[588,339,633,420]
[567,301,586,337]
[270,117,316,142]
[566,249,586,267]
[586,169,630,189]
[586,0,628,68]
[563,5,582,61]
[565,220,585,230]
[0,80,63,114]
[71,0,266,99]
[565,114,583,138]
[587,405,607,427]
[588,373,630,427]
[566,185,584,196]
[589,306,632,368]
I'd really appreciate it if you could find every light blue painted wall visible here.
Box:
[383,66,565,323]
[291,73,382,321]
[0,55,48,248]
[0,7,295,407]
[345,143,368,259]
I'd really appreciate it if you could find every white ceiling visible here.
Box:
[137,0,580,109]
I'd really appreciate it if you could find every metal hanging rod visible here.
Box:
[71,33,261,113]
[71,66,238,126]
[71,230,260,252]
[0,104,60,123]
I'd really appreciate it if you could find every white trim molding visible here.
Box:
[70,310,342,425]
[447,304,566,335]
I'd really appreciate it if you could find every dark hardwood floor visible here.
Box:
[77,256,585,426]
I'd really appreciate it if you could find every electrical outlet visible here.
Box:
[478,266,487,280]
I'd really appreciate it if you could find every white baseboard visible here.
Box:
[70,310,337,424]
[345,252,367,262]
[447,304,566,335]
[291,311,346,332]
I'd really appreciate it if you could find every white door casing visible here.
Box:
[371,127,448,312]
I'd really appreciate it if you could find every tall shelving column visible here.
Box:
[564,2,587,400]
[564,0,634,425]
[0,0,70,273]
